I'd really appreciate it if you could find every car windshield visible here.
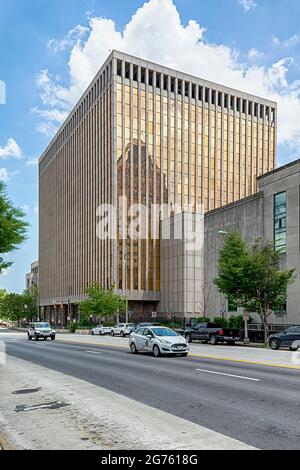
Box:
[34,323,50,328]
[151,328,177,337]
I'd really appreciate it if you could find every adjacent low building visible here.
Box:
[205,159,300,325]
[25,261,39,290]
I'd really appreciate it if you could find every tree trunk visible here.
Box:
[261,311,269,345]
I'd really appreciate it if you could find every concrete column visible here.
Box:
[129,63,134,291]
[207,88,212,211]
[195,84,199,211]
[174,78,178,208]
[201,86,206,208]
[137,66,142,291]
[153,71,157,292]
[145,67,149,291]
[233,96,237,202]
[181,80,185,210]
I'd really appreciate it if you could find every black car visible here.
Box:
[269,326,300,350]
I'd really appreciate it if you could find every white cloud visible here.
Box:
[0,138,22,159]
[247,48,264,60]
[273,34,300,48]
[47,25,89,53]
[35,0,300,159]
[239,0,257,12]
[26,157,39,167]
[0,168,9,182]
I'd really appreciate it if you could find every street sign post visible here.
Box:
[243,311,250,344]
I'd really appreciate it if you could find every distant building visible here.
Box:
[205,159,300,325]
[26,261,38,290]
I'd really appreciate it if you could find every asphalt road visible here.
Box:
[2,329,300,450]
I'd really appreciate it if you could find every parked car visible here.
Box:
[184,323,240,345]
[27,322,56,341]
[134,322,160,330]
[91,325,111,336]
[130,326,189,357]
[269,326,300,350]
[111,323,136,337]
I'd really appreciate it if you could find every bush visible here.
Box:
[69,323,78,333]
[213,317,228,328]
[196,317,211,324]
[228,315,253,330]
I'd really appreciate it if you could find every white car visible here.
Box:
[129,326,189,357]
[91,325,111,336]
[27,322,56,341]
[111,323,136,337]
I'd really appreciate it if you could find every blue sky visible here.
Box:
[1,0,300,292]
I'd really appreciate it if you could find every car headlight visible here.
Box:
[160,339,171,345]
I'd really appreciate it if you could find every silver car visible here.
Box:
[129,326,189,357]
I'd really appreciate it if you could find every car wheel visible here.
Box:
[34,334,39,341]
[121,332,125,338]
[130,342,138,354]
[91,331,94,336]
[209,335,218,345]
[185,334,192,344]
[289,346,298,351]
[51,336,55,341]
[270,339,280,350]
[153,345,161,357]
[111,331,115,336]
[27,333,32,341]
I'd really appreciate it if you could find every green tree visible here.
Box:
[0,293,25,326]
[22,288,39,321]
[215,233,295,344]
[0,182,28,274]
[79,283,126,322]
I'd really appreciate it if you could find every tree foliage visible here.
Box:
[0,288,38,325]
[79,283,126,321]
[0,182,28,274]
[215,232,295,343]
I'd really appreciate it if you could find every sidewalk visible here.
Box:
[56,333,300,370]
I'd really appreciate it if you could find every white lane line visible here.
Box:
[196,369,260,382]
[84,350,102,356]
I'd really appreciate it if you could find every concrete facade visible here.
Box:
[205,159,300,325]
[25,261,39,290]
[160,212,204,317]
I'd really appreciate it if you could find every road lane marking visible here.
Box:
[84,350,103,356]
[196,368,260,382]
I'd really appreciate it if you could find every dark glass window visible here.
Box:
[274,192,287,253]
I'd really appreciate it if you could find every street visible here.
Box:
[1,328,300,450]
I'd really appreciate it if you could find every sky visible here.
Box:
[1,0,300,292]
